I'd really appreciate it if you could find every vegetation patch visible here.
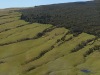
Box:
[84,45,100,57]
[71,38,95,53]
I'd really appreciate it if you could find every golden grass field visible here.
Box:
[0,10,100,75]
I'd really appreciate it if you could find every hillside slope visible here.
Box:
[0,10,100,75]
[20,0,100,36]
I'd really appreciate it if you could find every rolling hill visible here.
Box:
[0,1,100,75]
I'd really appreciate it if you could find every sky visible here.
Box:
[0,0,92,9]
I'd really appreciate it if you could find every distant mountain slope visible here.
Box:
[20,0,100,37]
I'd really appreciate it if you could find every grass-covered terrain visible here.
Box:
[0,9,100,75]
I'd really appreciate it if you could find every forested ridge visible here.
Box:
[20,0,100,36]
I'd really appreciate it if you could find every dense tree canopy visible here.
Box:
[20,1,100,36]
